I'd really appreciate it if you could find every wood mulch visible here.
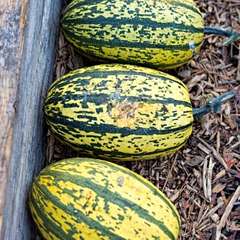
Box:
[45,1,240,239]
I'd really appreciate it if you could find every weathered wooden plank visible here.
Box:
[0,0,26,233]
[0,0,62,239]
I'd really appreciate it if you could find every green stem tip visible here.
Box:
[204,27,240,46]
[193,90,236,119]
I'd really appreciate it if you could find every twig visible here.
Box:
[206,200,224,219]
[198,137,229,170]
[186,185,209,202]
[170,182,188,202]
[237,43,240,81]
[216,131,220,153]
[207,157,215,202]
[197,219,211,232]
[197,143,211,155]
[230,141,240,150]
[203,157,208,200]
[215,186,240,240]
[163,155,177,190]
[202,156,215,202]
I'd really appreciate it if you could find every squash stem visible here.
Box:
[193,90,236,119]
[204,27,240,45]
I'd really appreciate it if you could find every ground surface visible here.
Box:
[46,1,240,239]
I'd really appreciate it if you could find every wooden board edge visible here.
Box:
[0,0,62,239]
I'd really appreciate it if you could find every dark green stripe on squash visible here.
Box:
[46,114,192,136]
[62,27,202,51]
[44,64,193,160]
[37,170,176,240]
[48,70,188,91]
[61,0,204,68]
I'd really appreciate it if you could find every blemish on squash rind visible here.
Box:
[117,176,124,187]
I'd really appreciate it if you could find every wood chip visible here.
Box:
[197,143,211,154]
[203,157,208,200]
[207,157,215,201]
[213,183,226,193]
[198,137,229,170]
[216,186,240,240]
[230,141,240,150]
[211,213,220,223]
[214,169,226,182]
[206,200,224,219]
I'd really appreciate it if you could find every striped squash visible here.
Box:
[29,158,181,240]
[61,0,204,69]
[44,64,193,161]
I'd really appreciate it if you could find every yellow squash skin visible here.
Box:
[29,158,181,240]
[44,64,193,161]
[62,0,204,69]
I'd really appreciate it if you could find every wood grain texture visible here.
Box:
[0,0,25,232]
[0,0,62,239]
